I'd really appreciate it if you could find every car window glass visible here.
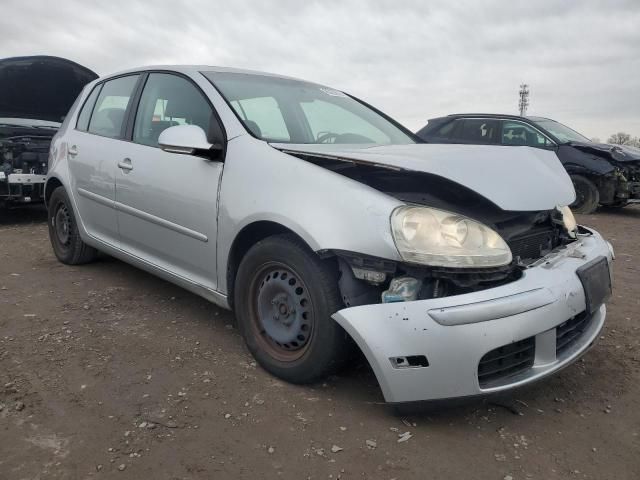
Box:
[437,120,458,136]
[502,121,552,147]
[133,73,213,147]
[300,100,390,143]
[206,71,415,145]
[76,85,102,132]
[88,75,139,138]
[459,119,499,144]
[231,96,290,141]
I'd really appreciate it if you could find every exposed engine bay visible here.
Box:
[287,151,578,306]
[0,132,53,206]
[0,55,99,208]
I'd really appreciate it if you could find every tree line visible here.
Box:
[596,132,640,147]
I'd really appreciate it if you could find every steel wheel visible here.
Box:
[250,262,314,362]
[53,203,72,247]
[47,186,98,265]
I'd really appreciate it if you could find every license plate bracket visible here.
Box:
[576,256,612,314]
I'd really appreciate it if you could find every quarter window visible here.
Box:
[88,75,139,138]
[133,73,213,147]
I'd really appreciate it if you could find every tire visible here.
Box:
[570,175,600,214]
[234,233,352,383]
[47,186,98,265]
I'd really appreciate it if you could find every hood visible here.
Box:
[0,56,98,123]
[569,141,640,163]
[272,143,575,211]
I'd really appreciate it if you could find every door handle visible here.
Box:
[117,158,134,172]
[68,145,78,157]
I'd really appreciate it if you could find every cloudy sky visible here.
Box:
[2,0,639,140]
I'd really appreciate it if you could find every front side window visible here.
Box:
[133,73,213,147]
[88,75,139,138]
[204,71,415,145]
[501,121,554,148]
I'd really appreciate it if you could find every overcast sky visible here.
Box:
[2,0,639,140]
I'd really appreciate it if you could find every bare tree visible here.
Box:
[607,132,633,145]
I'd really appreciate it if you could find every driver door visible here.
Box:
[114,72,223,291]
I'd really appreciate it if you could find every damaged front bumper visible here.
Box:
[0,173,46,204]
[332,228,613,403]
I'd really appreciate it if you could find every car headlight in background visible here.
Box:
[558,205,577,238]
[391,206,512,268]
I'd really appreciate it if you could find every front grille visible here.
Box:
[556,311,591,357]
[508,229,555,263]
[478,336,535,388]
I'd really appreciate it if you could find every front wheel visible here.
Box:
[47,186,98,265]
[234,234,352,383]
[570,175,600,214]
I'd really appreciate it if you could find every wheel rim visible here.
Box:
[250,263,314,362]
[53,202,72,246]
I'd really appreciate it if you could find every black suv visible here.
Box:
[417,114,640,214]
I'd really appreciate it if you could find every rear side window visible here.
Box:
[76,85,102,132]
[133,73,213,147]
[458,119,500,144]
[88,75,139,138]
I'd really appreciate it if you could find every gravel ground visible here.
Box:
[0,205,638,480]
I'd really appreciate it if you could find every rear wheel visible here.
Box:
[234,234,351,383]
[570,175,600,214]
[48,186,98,265]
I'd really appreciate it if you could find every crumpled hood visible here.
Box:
[272,143,575,211]
[0,56,98,123]
[569,141,640,163]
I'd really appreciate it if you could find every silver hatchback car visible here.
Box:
[46,66,613,404]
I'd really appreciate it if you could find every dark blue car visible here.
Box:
[417,114,640,214]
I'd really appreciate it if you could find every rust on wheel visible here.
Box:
[249,262,314,362]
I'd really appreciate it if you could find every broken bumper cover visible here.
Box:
[332,229,612,403]
[0,173,46,202]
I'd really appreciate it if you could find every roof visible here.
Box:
[440,113,555,123]
[97,64,308,83]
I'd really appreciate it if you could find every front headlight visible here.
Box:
[558,205,577,238]
[391,206,512,268]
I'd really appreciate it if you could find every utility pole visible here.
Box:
[518,84,530,116]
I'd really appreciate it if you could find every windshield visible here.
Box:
[203,72,415,145]
[530,118,591,143]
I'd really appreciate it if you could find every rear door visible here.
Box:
[66,74,140,247]
[114,72,223,290]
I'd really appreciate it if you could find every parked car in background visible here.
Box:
[0,56,97,208]
[46,66,613,404]
[417,114,640,214]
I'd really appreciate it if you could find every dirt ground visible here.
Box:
[0,206,638,480]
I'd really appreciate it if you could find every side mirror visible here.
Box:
[158,125,223,159]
